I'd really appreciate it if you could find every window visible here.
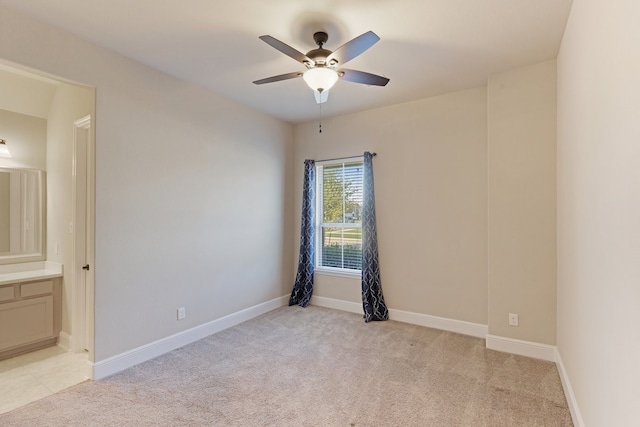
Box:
[316,159,363,272]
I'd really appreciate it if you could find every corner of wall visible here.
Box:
[487,60,557,346]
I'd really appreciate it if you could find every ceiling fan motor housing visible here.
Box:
[306,48,332,66]
[307,32,332,66]
[313,31,329,46]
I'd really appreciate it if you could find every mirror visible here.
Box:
[0,168,46,264]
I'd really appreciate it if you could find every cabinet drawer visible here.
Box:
[0,286,14,302]
[0,296,54,350]
[21,281,53,298]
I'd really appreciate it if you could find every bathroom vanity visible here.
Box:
[0,262,63,359]
[0,264,63,359]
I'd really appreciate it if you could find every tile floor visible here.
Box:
[0,345,89,414]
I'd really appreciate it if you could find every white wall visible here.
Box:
[0,5,294,362]
[487,60,557,345]
[557,0,640,425]
[294,87,488,325]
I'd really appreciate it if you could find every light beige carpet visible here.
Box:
[0,305,573,426]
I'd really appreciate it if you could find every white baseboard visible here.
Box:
[485,334,556,361]
[57,331,72,351]
[310,295,488,338]
[555,349,585,427]
[91,295,289,380]
[310,295,363,315]
[389,308,488,338]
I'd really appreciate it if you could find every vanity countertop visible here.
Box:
[0,262,63,285]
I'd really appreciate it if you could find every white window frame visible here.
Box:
[315,157,363,276]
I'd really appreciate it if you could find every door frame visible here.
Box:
[71,115,95,358]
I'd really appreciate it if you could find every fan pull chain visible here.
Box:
[319,96,323,133]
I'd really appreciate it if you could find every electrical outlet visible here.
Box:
[177,307,186,320]
[508,313,519,326]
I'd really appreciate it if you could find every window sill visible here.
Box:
[315,267,361,279]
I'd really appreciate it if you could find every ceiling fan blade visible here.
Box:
[339,69,389,86]
[259,35,313,65]
[253,72,303,85]
[326,31,380,66]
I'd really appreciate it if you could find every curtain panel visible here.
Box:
[289,159,316,307]
[361,151,389,322]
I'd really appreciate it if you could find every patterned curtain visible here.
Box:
[289,160,316,307]
[361,152,389,322]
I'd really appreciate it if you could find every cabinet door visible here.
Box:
[0,296,53,351]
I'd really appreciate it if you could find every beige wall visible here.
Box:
[0,173,8,252]
[46,83,94,335]
[0,68,56,119]
[0,5,294,361]
[487,60,557,344]
[0,108,47,170]
[294,87,489,325]
[557,0,640,425]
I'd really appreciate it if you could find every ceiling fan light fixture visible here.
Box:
[314,89,329,104]
[303,67,338,92]
[0,139,11,158]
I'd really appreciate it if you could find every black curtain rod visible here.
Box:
[314,152,377,163]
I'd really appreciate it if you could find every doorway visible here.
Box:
[0,60,96,406]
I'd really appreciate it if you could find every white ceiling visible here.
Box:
[0,0,572,124]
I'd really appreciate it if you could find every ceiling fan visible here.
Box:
[253,30,389,103]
